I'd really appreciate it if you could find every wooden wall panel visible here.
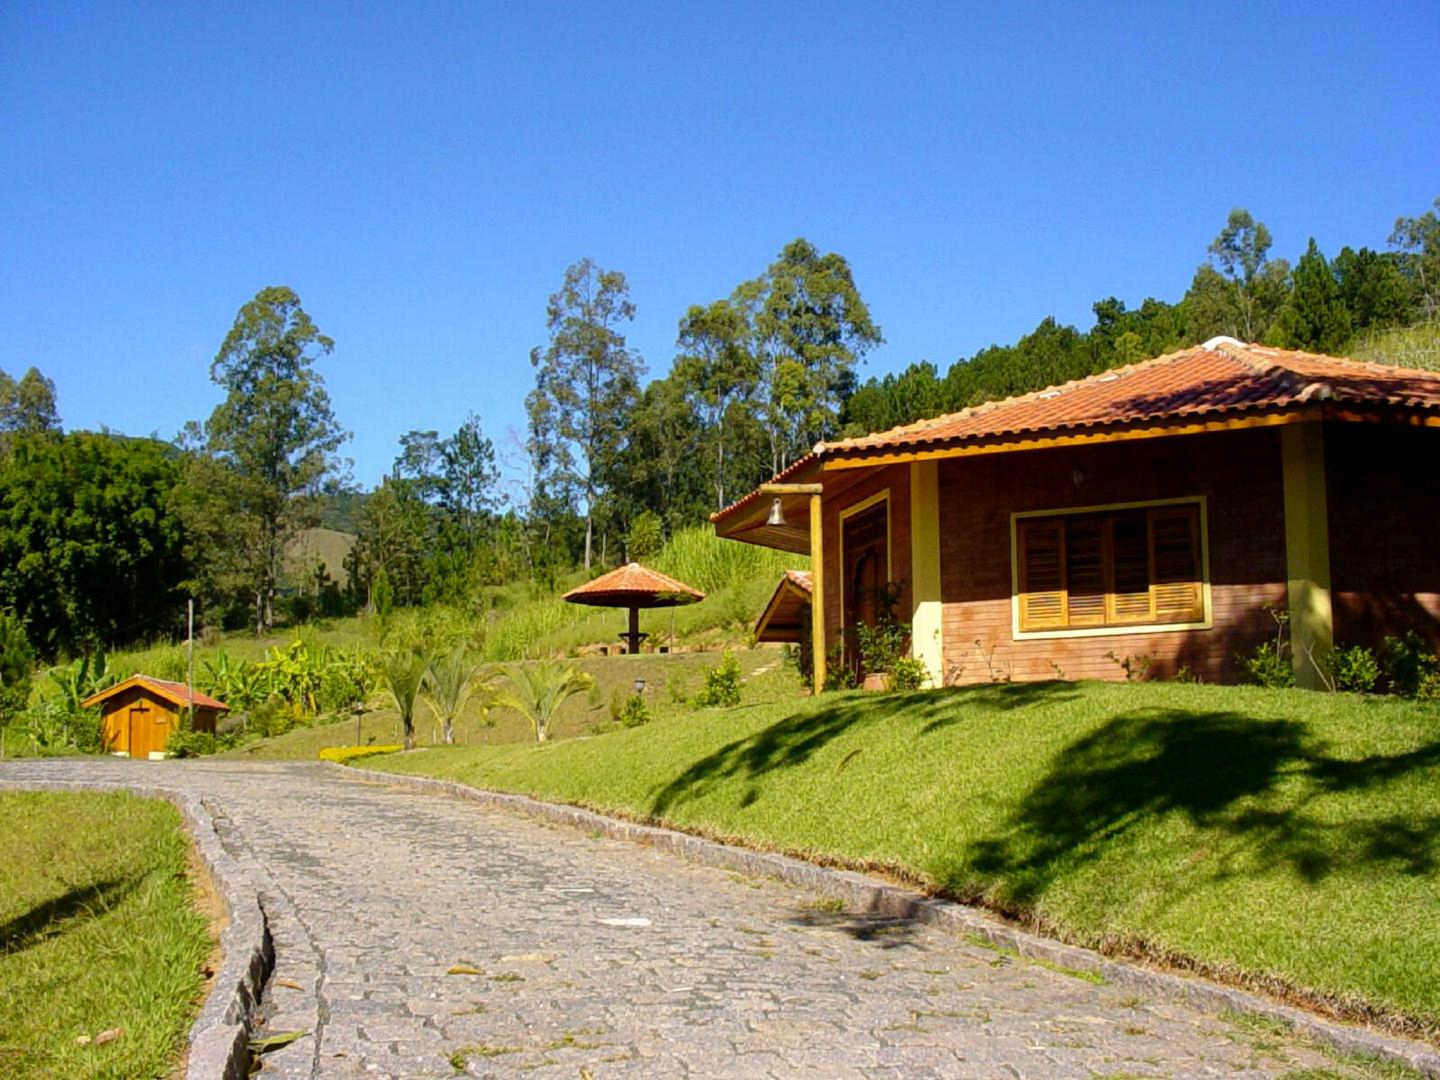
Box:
[935,428,1287,684]
[1327,423,1440,652]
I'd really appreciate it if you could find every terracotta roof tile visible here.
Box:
[81,674,229,711]
[827,339,1440,457]
[563,562,705,608]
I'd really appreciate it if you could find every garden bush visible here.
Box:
[693,651,742,708]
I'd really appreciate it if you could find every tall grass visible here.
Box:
[1350,320,1440,370]
[652,525,802,595]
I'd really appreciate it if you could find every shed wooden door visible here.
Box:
[128,702,154,758]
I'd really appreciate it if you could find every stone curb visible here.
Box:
[0,779,271,1080]
[339,761,1440,1079]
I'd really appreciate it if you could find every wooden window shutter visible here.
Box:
[1108,511,1154,623]
[1017,518,1067,630]
[1064,517,1107,627]
[1148,506,1204,623]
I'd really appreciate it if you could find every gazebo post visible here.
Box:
[626,606,642,654]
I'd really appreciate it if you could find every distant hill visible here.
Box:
[286,527,356,587]
[315,490,366,534]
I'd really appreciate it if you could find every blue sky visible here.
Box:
[3,1,1437,491]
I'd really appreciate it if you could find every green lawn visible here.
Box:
[363,679,1440,1038]
[0,790,215,1078]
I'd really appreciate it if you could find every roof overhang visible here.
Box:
[754,572,814,643]
[712,401,1440,554]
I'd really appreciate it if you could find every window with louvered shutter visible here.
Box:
[1015,501,1206,634]
[1017,519,1067,629]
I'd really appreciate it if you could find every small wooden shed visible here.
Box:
[82,675,229,760]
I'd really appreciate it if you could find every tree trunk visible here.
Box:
[443,719,454,745]
[403,719,414,751]
[584,513,593,571]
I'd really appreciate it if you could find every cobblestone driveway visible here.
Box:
[3,758,1364,1078]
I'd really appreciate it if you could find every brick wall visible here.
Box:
[934,428,1287,684]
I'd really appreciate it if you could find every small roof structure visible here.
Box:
[563,562,705,653]
[82,674,230,713]
[754,571,813,644]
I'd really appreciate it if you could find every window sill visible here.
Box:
[1013,617,1212,642]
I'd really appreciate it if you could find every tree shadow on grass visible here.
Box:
[0,876,138,954]
[650,682,1080,817]
[959,707,1440,907]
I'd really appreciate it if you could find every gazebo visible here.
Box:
[563,562,705,654]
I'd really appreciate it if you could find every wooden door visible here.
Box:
[128,702,152,758]
[842,500,889,674]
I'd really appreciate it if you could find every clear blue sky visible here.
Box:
[3,1,1437,491]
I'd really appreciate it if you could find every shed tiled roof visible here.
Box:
[753,570,815,643]
[712,339,1440,528]
[81,674,230,712]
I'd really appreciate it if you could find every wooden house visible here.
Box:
[713,339,1440,690]
[82,675,229,759]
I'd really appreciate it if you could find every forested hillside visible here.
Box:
[0,198,1436,664]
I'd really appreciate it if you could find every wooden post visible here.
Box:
[186,597,195,731]
[1282,422,1333,688]
[809,493,826,694]
[626,606,641,655]
[909,461,943,687]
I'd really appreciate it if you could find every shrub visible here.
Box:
[693,651,742,708]
[611,691,652,728]
[891,656,928,692]
[854,619,909,677]
[1381,632,1439,698]
[823,642,858,691]
[1243,640,1295,688]
[164,728,218,758]
[1330,645,1380,694]
[0,612,35,725]
[318,744,403,764]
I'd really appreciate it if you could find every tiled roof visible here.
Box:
[81,674,230,711]
[563,562,705,608]
[712,340,1440,528]
[828,338,1440,457]
[753,569,815,643]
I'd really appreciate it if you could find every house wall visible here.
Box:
[820,464,912,662]
[935,428,1287,683]
[1327,423,1440,652]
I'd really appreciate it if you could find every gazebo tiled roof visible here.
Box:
[563,563,705,608]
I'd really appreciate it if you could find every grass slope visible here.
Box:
[0,790,214,1078]
[222,648,799,759]
[365,680,1440,1036]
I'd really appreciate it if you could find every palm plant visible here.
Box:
[380,646,429,750]
[500,661,593,744]
[422,645,499,745]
